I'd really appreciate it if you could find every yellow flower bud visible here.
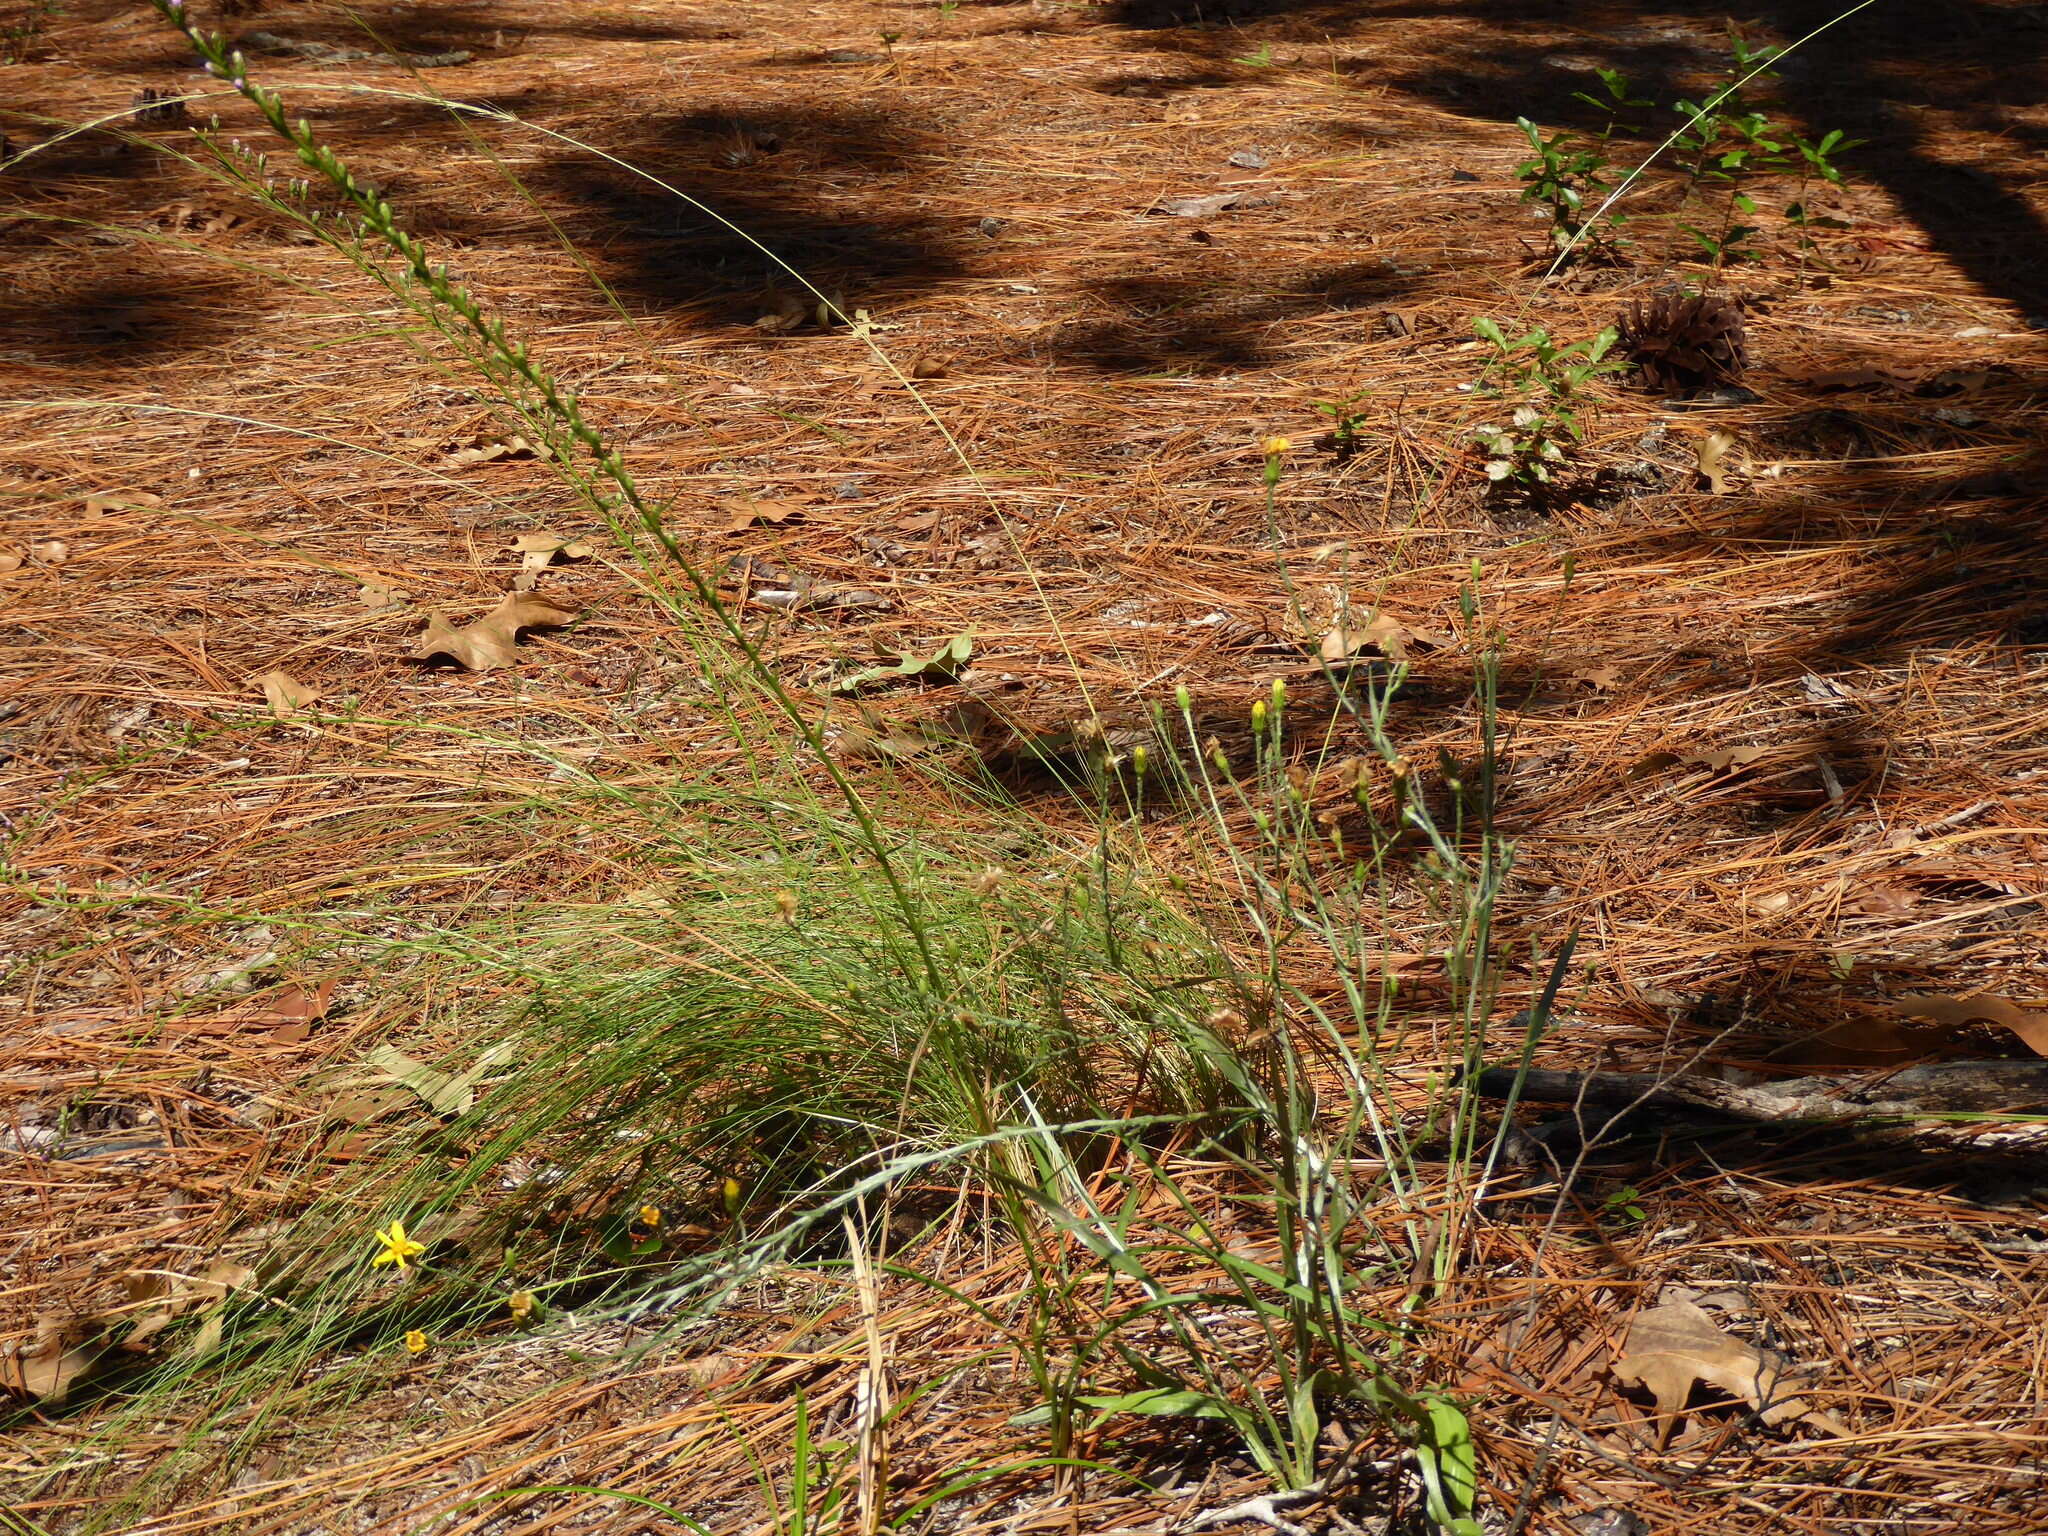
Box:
[1260,435,1292,457]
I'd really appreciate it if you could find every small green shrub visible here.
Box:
[1468,319,1622,490]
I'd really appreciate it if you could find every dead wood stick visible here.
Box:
[1468,1061,2048,1155]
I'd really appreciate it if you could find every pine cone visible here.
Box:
[1616,291,1748,395]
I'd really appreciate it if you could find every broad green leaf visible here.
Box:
[1080,1387,1231,1422]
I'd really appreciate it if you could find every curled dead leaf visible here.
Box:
[1884,992,2048,1057]
[441,435,537,470]
[84,490,163,519]
[413,592,577,671]
[1615,1300,1841,1448]
[34,539,70,565]
[1696,430,1736,494]
[909,355,949,379]
[0,549,21,574]
[360,582,411,610]
[255,669,320,721]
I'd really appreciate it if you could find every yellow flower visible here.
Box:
[638,1203,663,1231]
[1260,434,1292,457]
[773,889,798,923]
[721,1177,743,1219]
[404,1329,429,1355]
[507,1290,535,1324]
[370,1219,426,1274]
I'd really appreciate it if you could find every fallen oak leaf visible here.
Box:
[364,1041,516,1117]
[0,1315,101,1403]
[252,977,337,1026]
[1883,993,2048,1057]
[1149,190,1291,218]
[118,1259,256,1352]
[1615,1300,1839,1449]
[511,531,594,571]
[830,631,974,694]
[1631,743,1772,778]
[1696,429,1737,494]
[721,497,807,534]
[255,669,320,721]
[413,592,577,671]
[834,710,947,760]
[359,582,412,609]
[1802,366,1910,392]
[1319,613,1422,667]
[85,490,162,518]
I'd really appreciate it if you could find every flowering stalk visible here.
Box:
[146,0,947,992]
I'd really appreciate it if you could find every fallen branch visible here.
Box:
[1469,1060,2048,1154]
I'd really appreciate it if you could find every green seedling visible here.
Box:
[1468,319,1622,489]
[1514,117,1618,258]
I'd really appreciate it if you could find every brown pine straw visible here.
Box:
[5,0,2048,1530]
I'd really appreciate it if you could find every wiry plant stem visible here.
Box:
[147,0,948,992]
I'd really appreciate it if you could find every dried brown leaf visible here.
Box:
[413,593,577,671]
[1803,366,1909,392]
[255,669,320,721]
[512,531,594,571]
[0,549,21,575]
[1,1316,99,1403]
[360,582,411,609]
[1615,1300,1826,1448]
[441,435,536,470]
[120,1260,256,1351]
[721,497,807,534]
[34,539,70,565]
[1884,993,2048,1056]
[1319,613,1416,665]
[255,978,337,1025]
[85,490,162,518]
[1696,430,1736,494]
